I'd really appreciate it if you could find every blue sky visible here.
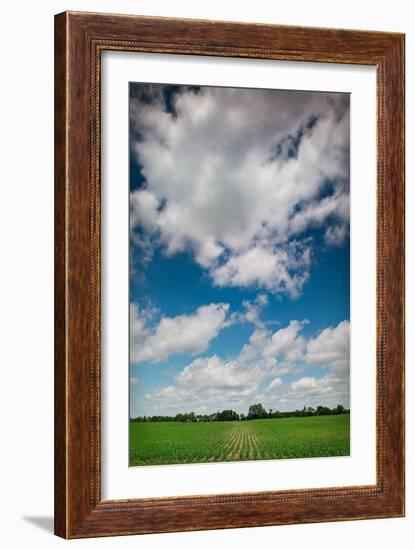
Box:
[129,83,350,417]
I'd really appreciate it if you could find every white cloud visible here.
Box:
[130,86,349,297]
[306,320,350,371]
[324,223,348,246]
[140,317,306,415]
[236,294,269,328]
[285,373,350,409]
[135,317,350,416]
[130,188,159,231]
[288,191,350,237]
[130,302,230,364]
[266,378,283,393]
[211,241,312,298]
[239,319,307,367]
[178,355,263,391]
[130,302,148,342]
[144,354,271,415]
[291,376,329,393]
[264,320,307,359]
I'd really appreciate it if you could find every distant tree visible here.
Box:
[216,409,239,421]
[131,403,350,423]
[316,405,332,416]
[247,403,267,419]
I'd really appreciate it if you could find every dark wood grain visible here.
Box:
[54,11,405,539]
[54,11,67,539]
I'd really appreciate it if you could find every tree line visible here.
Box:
[131,403,350,423]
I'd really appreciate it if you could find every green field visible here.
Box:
[129,415,350,466]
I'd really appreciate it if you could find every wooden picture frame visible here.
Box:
[54,11,405,538]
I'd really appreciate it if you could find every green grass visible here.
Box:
[129,415,350,466]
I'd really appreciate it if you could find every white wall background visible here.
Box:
[0,1,412,548]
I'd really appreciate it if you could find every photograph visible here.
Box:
[128,83,351,467]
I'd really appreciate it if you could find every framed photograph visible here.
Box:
[54,11,405,538]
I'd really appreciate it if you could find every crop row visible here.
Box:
[130,414,350,466]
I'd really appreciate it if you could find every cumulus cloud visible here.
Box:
[291,376,329,393]
[138,318,350,415]
[284,372,350,409]
[234,294,270,329]
[130,302,230,363]
[263,320,307,359]
[266,377,283,393]
[144,384,257,415]
[178,355,263,391]
[306,320,350,371]
[324,223,348,246]
[130,85,350,297]
[239,319,307,367]
[144,354,273,415]
[211,240,312,298]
